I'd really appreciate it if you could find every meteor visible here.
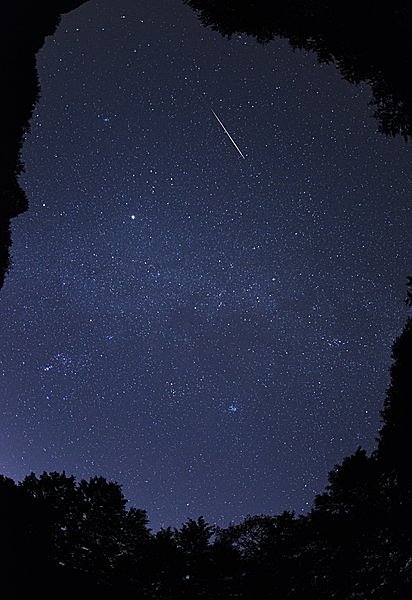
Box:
[211,109,245,159]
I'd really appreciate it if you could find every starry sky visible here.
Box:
[1,0,411,530]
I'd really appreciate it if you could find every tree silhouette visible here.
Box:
[111,506,152,596]
[175,517,216,598]
[0,2,90,288]
[309,450,383,597]
[185,0,412,139]
[208,533,243,599]
[20,471,150,589]
[1,280,412,596]
[216,512,316,599]
[145,527,186,599]
[373,278,412,596]
[377,283,412,488]
[0,475,53,596]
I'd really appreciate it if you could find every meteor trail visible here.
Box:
[211,109,245,159]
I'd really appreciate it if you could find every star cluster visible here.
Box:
[0,0,411,529]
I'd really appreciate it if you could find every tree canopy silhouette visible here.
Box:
[1,1,410,287]
[20,471,150,586]
[2,280,409,597]
[377,279,412,487]
[185,0,412,139]
[0,1,89,288]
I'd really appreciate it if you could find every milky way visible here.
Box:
[0,0,411,529]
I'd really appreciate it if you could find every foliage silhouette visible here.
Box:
[2,280,410,597]
[1,0,412,591]
[185,0,412,139]
[377,294,412,487]
[0,475,51,596]
[0,1,89,288]
[19,471,150,590]
[2,1,412,288]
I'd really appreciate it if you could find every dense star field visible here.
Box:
[1,0,411,529]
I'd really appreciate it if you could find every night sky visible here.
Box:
[1,0,411,530]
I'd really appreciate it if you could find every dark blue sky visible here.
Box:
[1,0,411,529]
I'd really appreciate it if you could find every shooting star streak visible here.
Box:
[211,109,245,159]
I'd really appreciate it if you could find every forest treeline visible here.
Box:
[2,282,412,598]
